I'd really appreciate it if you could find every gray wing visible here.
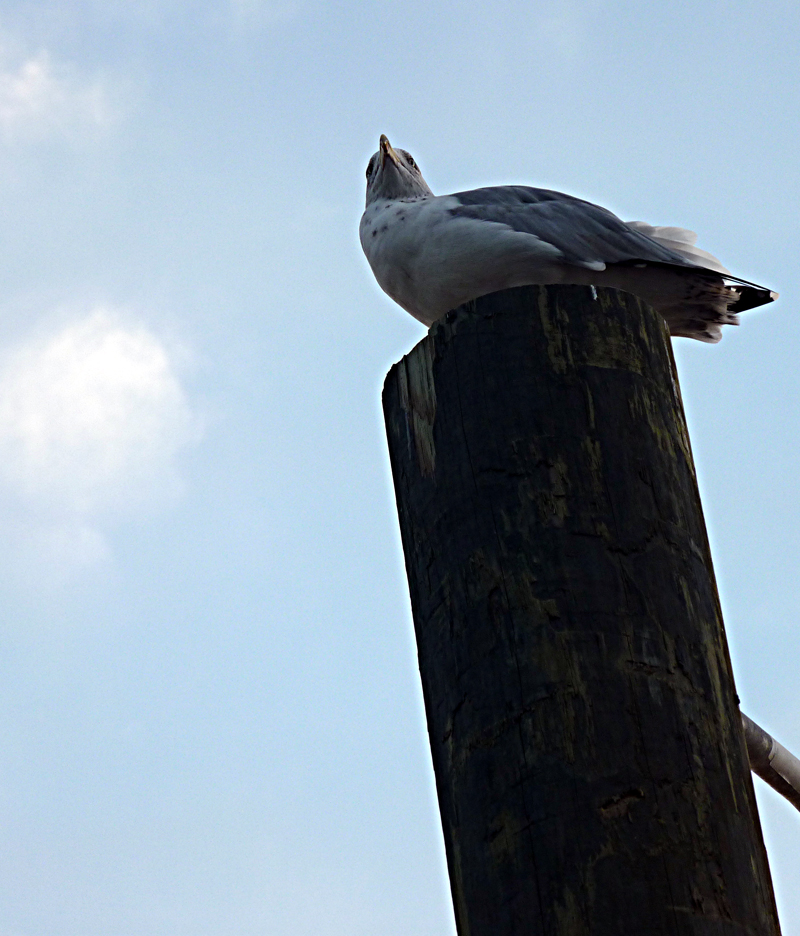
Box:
[449,186,700,269]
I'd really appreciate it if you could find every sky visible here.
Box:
[0,1,797,933]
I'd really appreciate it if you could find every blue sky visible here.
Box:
[0,1,797,933]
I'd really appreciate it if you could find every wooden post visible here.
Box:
[383,285,781,936]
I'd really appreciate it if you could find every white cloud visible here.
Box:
[0,46,112,146]
[0,308,201,569]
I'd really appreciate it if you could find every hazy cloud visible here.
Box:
[0,308,201,569]
[0,45,113,146]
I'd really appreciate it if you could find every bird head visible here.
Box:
[365,135,433,205]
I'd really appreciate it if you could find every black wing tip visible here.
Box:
[728,285,778,314]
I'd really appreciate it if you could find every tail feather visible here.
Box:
[626,220,780,313]
[659,274,776,342]
[625,221,732,275]
[594,260,777,343]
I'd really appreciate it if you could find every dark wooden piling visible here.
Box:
[383,284,780,935]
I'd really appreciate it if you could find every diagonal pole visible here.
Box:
[383,284,781,935]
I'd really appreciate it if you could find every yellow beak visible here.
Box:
[379,134,401,169]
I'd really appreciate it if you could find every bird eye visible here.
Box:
[406,156,417,169]
[366,161,374,179]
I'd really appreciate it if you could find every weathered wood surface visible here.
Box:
[383,285,780,936]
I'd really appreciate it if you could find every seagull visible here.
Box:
[360,135,777,343]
